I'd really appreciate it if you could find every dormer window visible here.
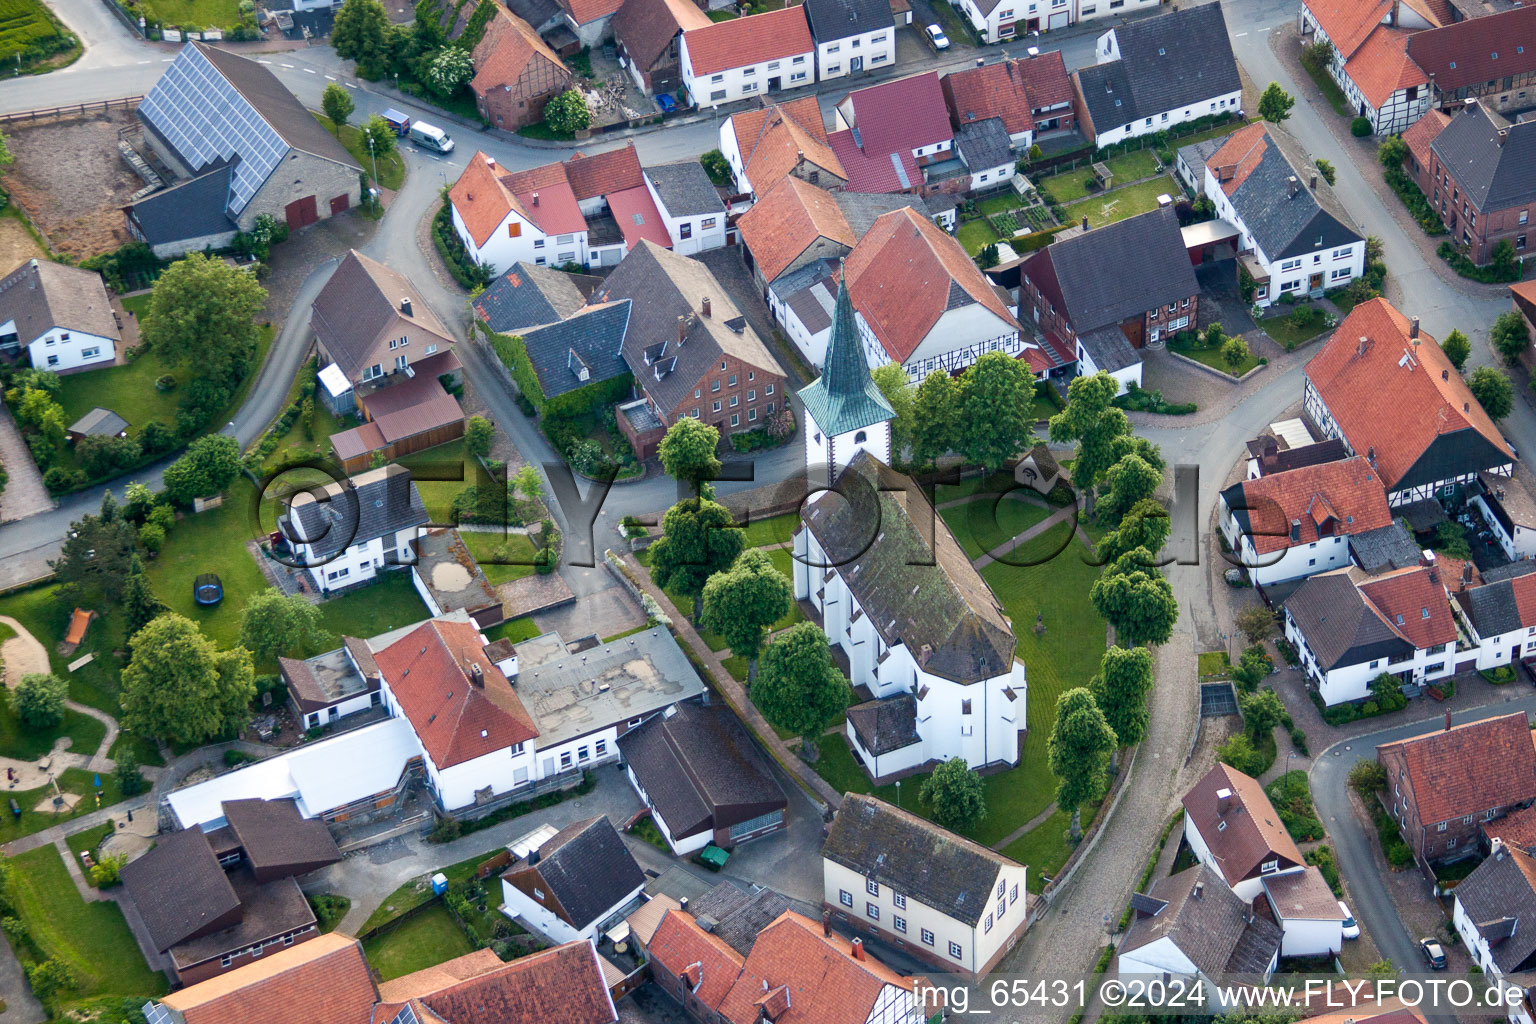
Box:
[1261,859,1279,873]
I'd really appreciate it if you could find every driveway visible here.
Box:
[0,406,50,524]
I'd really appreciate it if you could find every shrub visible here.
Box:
[1306,845,1342,896]
[42,466,85,492]
[1351,116,1373,136]
[139,420,175,454]
[464,415,494,458]
[115,756,147,796]
[1289,727,1309,756]
[154,374,177,392]
[700,149,731,187]
[13,673,66,730]
[1386,166,1448,235]
[432,193,493,290]
[1437,240,1522,283]
[89,854,126,888]
[1217,732,1271,776]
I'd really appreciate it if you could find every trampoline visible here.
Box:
[193,573,224,607]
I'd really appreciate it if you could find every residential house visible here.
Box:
[1182,763,1306,903]
[1471,471,1536,561]
[1071,4,1242,146]
[475,260,601,336]
[374,942,619,1023]
[684,883,796,957]
[642,161,728,254]
[803,0,896,82]
[311,249,456,388]
[1244,433,1350,480]
[1303,298,1516,505]
[276,465,429,595]
[1377,712,1536,862]
[940,51,1076,151]
[823,794,1030,978]
[140,933,378,1024]
[1217,456,1395,586]
[1299,0,1430,134]
[597,240,788,455]
[1407,6,1536,117]
[469,6,573,131]
[680,7,816,108]
[1284,564,1458,705]
[1184,123,1366,306]
[1263,867,1349,957]
[845,206,1025,380]
[827,72,954,194]
[646,908,747,1020]
[551,0,627,48]
[613,0,711,97]
[1018,206,1198,393]
[0,260,119,372]
[1414,101,1536,264]
[500,816,647,943]
[719,97,847,198]
[1452,838,1536,1003]
[953,117,1015,192]
[1455,563,1536,671]
[496,302,632,409]
[280,637,384,731]
[618,699,787,856]
[128,43,360,255]
[1118,864,1282,999]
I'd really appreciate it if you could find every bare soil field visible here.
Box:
[3,109,143,259]
[0,210,48,274]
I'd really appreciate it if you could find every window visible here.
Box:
[768,61,780,70]
[866,902,879,920]
[1464,815,1474,824]
[711,90,727,102]
[691,408,699,417]
[743,65,756,75]
[747,389,756,401]
[221,956,233,967]
[533,238,544,248]
[826,64,840,74]
[1261,859,1279,872]
[1010,884,1019,904]
[712,400,721,413]
[827,43,840,52]
[948,941,963,960]
[767,402,775,414]
[712,380,721,392]
[728,373,737,386]
[425,344,437,355]
[998,898,1007,919]
[1520,234,1529,250]
[840,890,853,907]
[578,746,590,762]
[730,414,739,426]
[893,892,906,910]
[921,928,935,946]
[793,55,806,63]
[790,71,808,83]
[711,74,724,83]
[560,751,573,768]
[1522,211,1530,226]
[729,395,739,407]
[1216,820,1227,832]
[984,914,993,933]
[867,878,879,896]
[680,222,692,239]
[894,915,907,933]
[557,252,575,262]
[1330,267,1352,280]
[1438,821,1449,832]
[765,383,774,395]
[702,217,717,229]
[748,409,757,421]
[81,347,98,359]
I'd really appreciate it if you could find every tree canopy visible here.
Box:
[1440,328,1470,372]
[332,0,392,77]
[13,673,66,731]
[239,591,331,664]
[649,499,744,624]
[321,82,355,127]
[163,434,241,507]
[658,418,721,496]
[1095,498,1170,566]
[920,758,987,833]
[752,623,850,743]
[122,555,168,653]
[1492,310,1531,366]
[910,370,958,468]
[1095,452,1162,529]
[1048,687,1117,839]
[121,614,256,746]
[51,492,138,606]
[957,351,1036,472]
[1090,646,1153,748]
[1467,366,1513,420]
[1090,547,1179,647]
[699,549,791,679]
[545,89,592,135]
[1259,82,1295,123]
[871,362,913,460]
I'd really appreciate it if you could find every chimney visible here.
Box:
[1445,711,1453,731]
[486,155,496,168]
[1498,128,1509,145]
[1288,175,1300,198]
[851,938,866,961]
[1290,519,1302,541]
[1367,445,1377,467]
[1193,881,1204,899]
[1216,787,1233,813]
[532,191,540,205]
[1464,561,1474,584]
[400,296,413,316]
[1410,316,1420,339]
[677,315,687,345]
[919,643,933,665]
[470,663,484,688]
[1358,335,1369,356]
[1081,216,1090,231]
[1391,0,1400,22]
[1309,173,1318,189]
[1496,838,1508,860]
[702,296,711,319]
[529,847,541,866]
[822,909,832,937]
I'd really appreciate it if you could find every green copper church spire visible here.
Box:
[796,264,895,438]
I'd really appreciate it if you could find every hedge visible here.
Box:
[1385,166,1447,236]
[482,325,549,409]
[1437,241,1522,283]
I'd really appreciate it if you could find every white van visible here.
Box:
[409,121,454,154]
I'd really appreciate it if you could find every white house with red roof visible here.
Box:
[1300,0,1432,134]
[719,97,847,198]
[679,6,815,108]
[827,72,954,193]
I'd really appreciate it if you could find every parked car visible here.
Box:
[1420,937,1447,970]
[1338,902,1359,940]
[656,93,678,114]
[926,24,950,49]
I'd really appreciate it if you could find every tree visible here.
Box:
[239,591,330,664]
[1441,328,1471,372]
[120,614,256,746]
[76,434,142,478]
[512,464,542,506]
[910,370,959,467]
[699,549,791,681]
[362,114,398,158]
[1095,498,1170,565]
[957,351,1035,472]
[700,149,731,187]
[25,959,76,1002]
[427,46,474,96]
[50,493,139,605]
[1377,135,1409,169]
[321,82,355,128]
[544,89,591,136]
[1090,547,1178,648]
[1095,453,1162,529]
[122,555,167,649]
[920,757,987,833]
[1314,158,1336,186]
[1492,309,1531,365]
[464,415,494,458]
[1090,646,1153,749]
[1049,371,1141,489]
[649,499,744,625]
[658,418,721,496]
[332,0,391,76]
[115,754,147,796]
[752,623,850,750]
[1048,687,1117,840]
[871,362,914,461]
[1220,336,1250,373]
[1492,239,1520,278]
[1349,759,1388,797]
[1236,604,1277,645]
[142,253,266,418]
[977,243,1000,270]
[1467,366,1514,420]
[1258,82,1295,123]
[1239,688,1285,740]
[12,673,66,731]
[163,434,240,507]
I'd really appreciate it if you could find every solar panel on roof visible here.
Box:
[391,1005,421,1024]
[138,45,289,218]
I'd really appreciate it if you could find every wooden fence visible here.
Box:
[0,96,141,127]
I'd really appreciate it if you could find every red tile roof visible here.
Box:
[1207,121,1270,196]
[1377,713,1536,827]
[682,6,813,77]
[606,184,673,249]
[613,0,711,76]
[1357,564,1457,650]
[563,0,627,29]
[374,618,538,770]
[649,909,745,1011]
[1513,278,1536,308]
[1182,762,1303,887]
[1014,49,1073,110]
[470,6,569,99]
[1346,26,1425,108]
[826,128,920,193]
[1305,297,1514,492]
[374,941,617,1024]
[839,71,953,160]
[941,60,1036,138]
[1407,5,1536,92]
[160,933,378,1024]
[1231,456,1393,555]
[503,161,587,236]
[450,152,530,248]
[737,176,854,283]
[1486,801,1536,852]
[564,143,644,201]
[1403,107,1450,171]
[845,207,1018,361]
[729,99,846,195]
[718,911,913,1024]
[1305,0,1393,59]
[451,150,610,244]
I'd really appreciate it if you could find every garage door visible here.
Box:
[728,809,783,841]
[285,195,319,231]
[330,193,350,216]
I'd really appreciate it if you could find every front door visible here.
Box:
[850,55,863,72]
[284,195,319,231]
[1309,272,1324,291]
[768,76,782,91]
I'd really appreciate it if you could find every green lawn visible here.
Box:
[141,0,240,28]
[316,571,430,639]
[739,512,799,549]
[481,616,543,645]
[0,689,106,763]
[939,496,1055,561]
[1172,119,1251,149]
[1259,312,1331,350]
[1168,337,1262,377]
[1299,55,1351,117]
[638,539,802,648]
[1198,650,1232,680]
[460,531,537,586]
[957,218,1001,256]
[314,114,406,191]
[361,846,503,933]
[1042,150,1164,203]
[308,893,352,933]
[8,844,167,1004]
[63,821,115,888]
[980,194,1023,217]
[363,903,475,981]
[0,768,125,846]
[107,729,164,767]
[262,388,349,474]
[397,439,474,523]
[0,584,129,718]
[1060,176,1179,229]
[1001,799,1104,893]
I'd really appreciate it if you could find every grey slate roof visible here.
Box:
[1075,3,1240,134]
[283,464,430,562]
[168,870,316,970]
[643,162,726,218]
[68,407,129,438]
[1461,575,1536,638]
[1121,863,1281,976]
[221,798,341,882]
[802,0,892,43]
[1483,561,1536,585]
[797,269,895,437]
[126,161,237,247]
[804,450,1017,683]
[1430,103,1536,213]
[521,817,646,930]
[822,794,1016,926]
[515,300,632,400]
[955,117,1013,172]
[847,694,920,756]
[1283,569,1411,671]
[1077,324,1140,373]
[311,250,454,382]
[475,261,600,335]
[833,191,942,235]
[1218,124,1362,260]
[1035,206,1196,332]
[1450,843,1536,974]
[700,887,792,956]
[119,827,240,952]
[0,260,120,348]
[1349,521,1423,575]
